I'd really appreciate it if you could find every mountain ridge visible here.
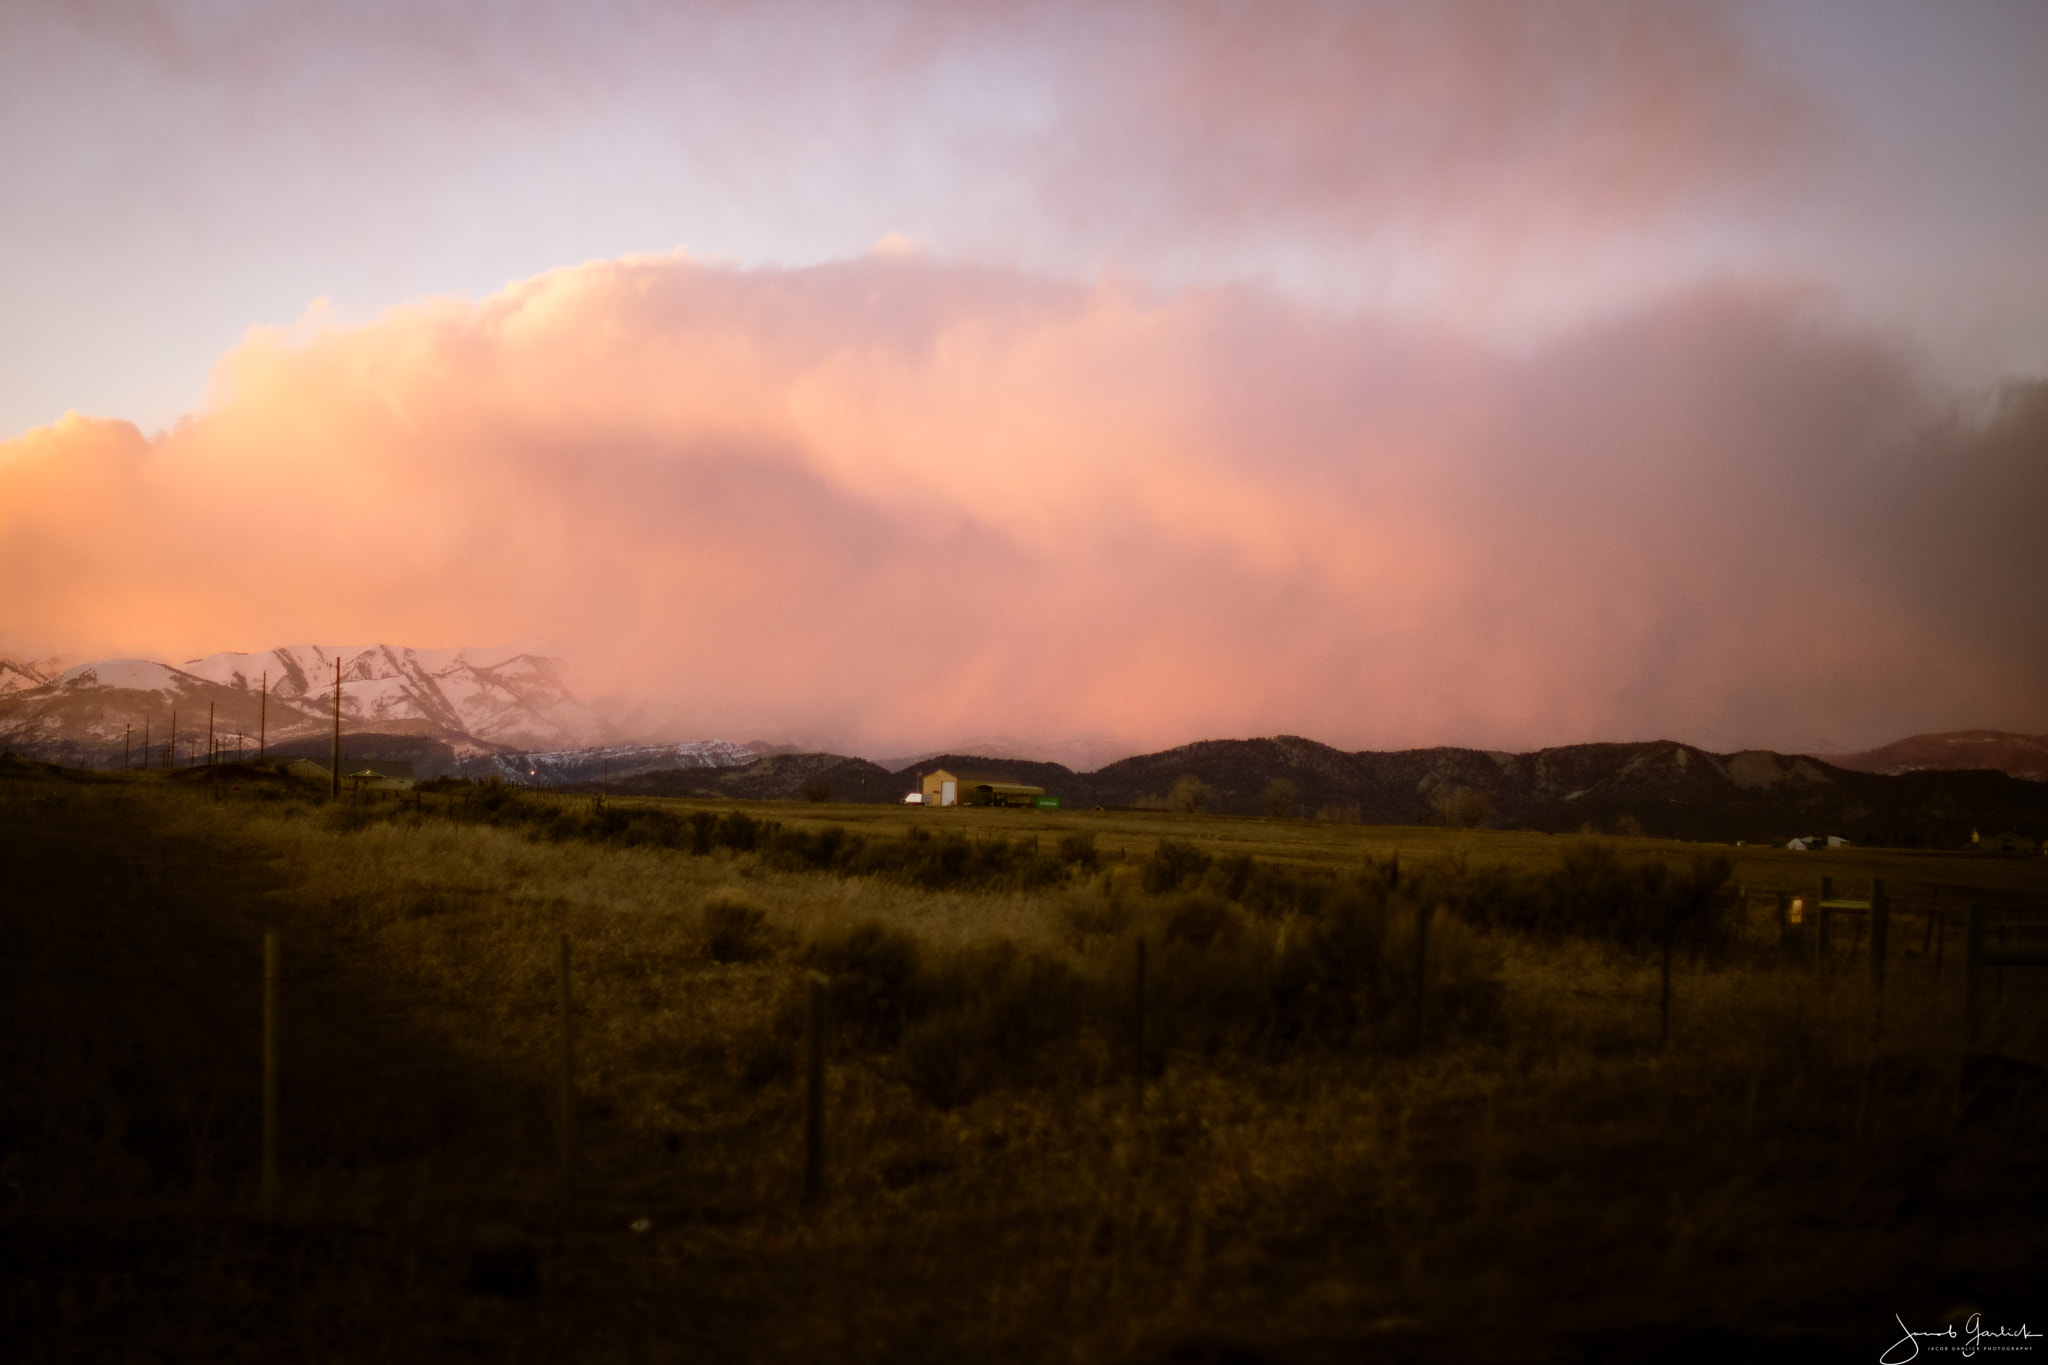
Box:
[0,644,611,763]
[6,649,2045,842]
[1820,729,2048,782]
[573,734,2047,848]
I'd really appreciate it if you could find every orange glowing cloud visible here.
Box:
[3,252,2043,754]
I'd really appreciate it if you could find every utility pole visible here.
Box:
[259,670,267,758]
[330,657,342,798]
[208,703,216,771]
[125,723,131,771]
[143,718,149,773]
[169,708,177,770]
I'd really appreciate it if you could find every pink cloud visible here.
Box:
[4,252,2041,754]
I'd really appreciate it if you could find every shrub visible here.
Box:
[1429,785,1492,829]
[803,920,926,1048]
[1056,831,1099,869]
[321,801,384,833]
[1234,860,1336,920]
[688,810,717,855]
[899,944,1088,1108]
[1059,883,1133,943]
[1115,905,1269,1063]
[1162,891,1235,949]
[763,823,863,873]
[1440,840,1737,955]
[716,811,767,852]
[1143,839,1213,894]
[1271,883,1503,1049]
[877,829,1066,892]
[1661,853,1741,957]
[702,894,774,964]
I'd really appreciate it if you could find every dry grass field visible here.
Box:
[4,760,2045,1362]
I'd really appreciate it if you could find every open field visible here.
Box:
[5,760,2046,1362]
[666,792,2048,899]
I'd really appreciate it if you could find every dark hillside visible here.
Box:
[1088,736,2048,844]
[1824,728,2048,781]
[567,737,2048,846]
[594,752,898,803]
[1090,735,1376,813]
[268,731,462,776]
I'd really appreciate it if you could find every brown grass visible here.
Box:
[4,763,2045,1361]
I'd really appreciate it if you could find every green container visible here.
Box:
[1035,796,1060,809]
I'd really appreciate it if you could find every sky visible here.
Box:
[3,0,2045,757]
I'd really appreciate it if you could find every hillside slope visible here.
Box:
[1823,729,2048,782]
[575,735,2048,847]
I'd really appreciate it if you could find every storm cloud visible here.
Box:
[4,252,2041,754]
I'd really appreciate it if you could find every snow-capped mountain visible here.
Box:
[0,658,272,765]
[0,654,74,696]
[0,643,615,766]
[178,644,607,754]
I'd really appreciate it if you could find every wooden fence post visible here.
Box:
[1132,934,1148,1111]
[1816,876,1834,975]
[1658,898,1672,1051]
[805,972,828,1204]
[558,934,575,1225]
[1415,902,1432,1054]
[1869,878,1889,992]
[330,658,342,799]
[1965,904,1986,1046]
[262,932,279,1218]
